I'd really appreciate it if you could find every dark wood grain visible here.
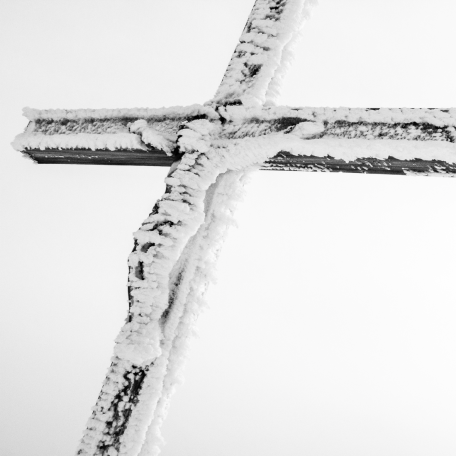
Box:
[25,148,174,166]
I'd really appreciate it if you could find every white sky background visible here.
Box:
[1,0,456,455]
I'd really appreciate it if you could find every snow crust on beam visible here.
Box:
[219,105,456,127]
[129,120,175,155]
[212,0,317,107]
[281,136,456,164]
[22,104,456,127]
[22,104,218,121]
[13,118,179,156]
[208,131,456,165]
[12,132,147,152]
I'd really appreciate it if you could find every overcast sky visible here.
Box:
[2,1,456,455]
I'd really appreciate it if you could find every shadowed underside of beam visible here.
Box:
[25,149,456,176]
[264,153,456,175]
[27,148,174,166]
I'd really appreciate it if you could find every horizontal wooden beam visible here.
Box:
[14,106,456,176]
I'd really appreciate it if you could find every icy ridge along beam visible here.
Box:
[15,105,456,139]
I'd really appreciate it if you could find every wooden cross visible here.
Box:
[13,1,456,456]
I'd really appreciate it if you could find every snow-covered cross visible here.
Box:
[12,1,456,455]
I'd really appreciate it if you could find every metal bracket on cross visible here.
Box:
[12,1,456,456]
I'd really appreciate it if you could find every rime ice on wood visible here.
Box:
[11,0,456,455]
